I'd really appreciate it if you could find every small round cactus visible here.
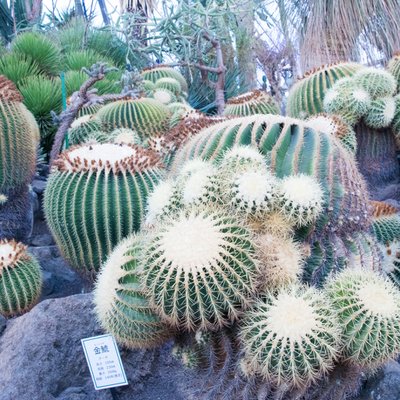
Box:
[155,77,182,96]
[0,240,42,317]
[325,269,400,367]
[278,174,324,226]
[94,235,172,349]
[109,128,141,145]
[68,115,103,145]
[364,97,396,129]
[152,88,176,105]
[287,62,362,118]
[254,233,303,289]
[223,90,280,117]
[323,83,371,125]
[223,168,280,216]
[218,145,267,174]
[142,208,257,331]
[240,283,339,388]
[353,67,396,99]
[96,98,171,141]
[172,343,204,369]
[44,143,164,274]
[141,65,188,93]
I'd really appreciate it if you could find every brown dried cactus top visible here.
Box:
[370,200,398,218]
[0,75,23,103]
[226,90,275,105]
[0,239,28,271]
[53,143,162,174]
[142,64,175,72]
[163,111,227,150]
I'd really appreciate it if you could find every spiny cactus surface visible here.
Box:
[0,240,42,317]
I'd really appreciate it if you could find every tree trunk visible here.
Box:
[97,0,110,25]
[74,0,84,17]
[235,0,256,91]
[355,121,399,197]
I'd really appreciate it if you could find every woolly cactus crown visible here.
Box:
[142,208,257,331]
[240,283,339,388]
[53,143,161,174]
[325,269,400,367]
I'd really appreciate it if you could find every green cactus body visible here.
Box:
[303,231,381,286]
[325,269,400,367]
[77,104,102,117]
[44,143,164,275]
[353,68,396,99]
[240,284,339,388]
[364,97,396,129]
[287,62,362,118]
[96,98,171,141]
[143,208,257,331]
[0,99,39,193]
[94,235,172,349]
[170,115,370,236]
[0,240,42,317]
[223,90,280,117]
[370,201,400,244]
[172,343,204,369]
[141,66,188,93]
[68,115,103,145]
[155,77,182,96]
[306,114,357,154]
[143,79,156,95]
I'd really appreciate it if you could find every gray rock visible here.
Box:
[32,178,47,195]
[356,361,400,400]
[0,315,6,335]
[30,233,55,247]
[0,294,201,400]
[29,246,89,300]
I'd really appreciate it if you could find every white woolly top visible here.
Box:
[281,174,323,206]
[159,213,223,271]
[357,280,398,317]
[145,180,176,225]
[267,294,317,341]
[70,114,92,129]
[223,145,265,164]
[0,242,16,267]
[68,143,136,164]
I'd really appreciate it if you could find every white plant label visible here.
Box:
[81,334,128,390]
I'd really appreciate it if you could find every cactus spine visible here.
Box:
[0,240,42,317]
[94,235,172,349]
[44,143,164,275]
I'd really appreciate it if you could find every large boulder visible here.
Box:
[0,294,200,400]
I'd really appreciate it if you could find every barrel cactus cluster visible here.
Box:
[287,61,400,193]
[89,102,400,398]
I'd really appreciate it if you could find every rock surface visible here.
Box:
[0,294,201,400]
[1,294,399,400]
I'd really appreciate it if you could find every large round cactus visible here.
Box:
[223,90,280,117]
[141,65,188,93]
[240,283,339,388]
[142,208,257,331]
[0,239,42,317]
[94,235,172,349]
[287,62,362,119]
[325,269,400,367]
[44,143,164,275]
[0,97,39,195]
[96,98,171,141]
[171,115,370,236]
